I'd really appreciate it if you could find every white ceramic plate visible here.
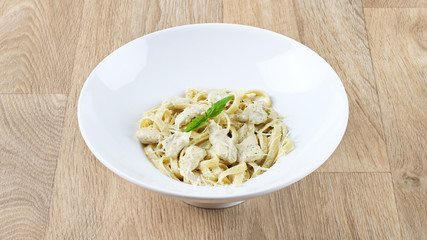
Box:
[78,24,348,208]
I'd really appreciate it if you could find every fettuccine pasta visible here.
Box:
[136,88,293,186]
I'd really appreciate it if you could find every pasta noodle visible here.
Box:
[136,88,293,186]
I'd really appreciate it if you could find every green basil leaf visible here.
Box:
[205,96,233,119]
[184,95,234,132]
[184,116,207,132]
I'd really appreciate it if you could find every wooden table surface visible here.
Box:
[1,0,426,239]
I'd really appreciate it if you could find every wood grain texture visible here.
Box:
[47,171,402,239]
[223,0,300,40]
[289,0,389,172]
[363,0,427,8]
[0,94,67,240]
[0,0,84,93]
[365,8,427,239]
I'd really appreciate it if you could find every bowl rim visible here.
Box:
[77,23,349,200]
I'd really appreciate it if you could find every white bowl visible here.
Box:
[78,24,348,209]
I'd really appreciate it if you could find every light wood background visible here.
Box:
[0,0,425,239]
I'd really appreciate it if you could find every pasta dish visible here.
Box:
[136,88,293,186]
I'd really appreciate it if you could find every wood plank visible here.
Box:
[365,8,427,239]
[269,173,401,239]
[223,0,300,40]
[44,0,222,238]
[0,0,84,93]
[363,0,427,8]
[47,172,402,239]
[279,0,389,172]
[0,94,67,240]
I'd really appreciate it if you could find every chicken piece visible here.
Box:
[162,96,192,109]
[236,101,268,124]
[236,123,255,144]
[179,146,206,184]
[136,128,161,144]
[207,89,229,103]
[236,134,264,162]
[179,146,206,175]
[162,132,190,158]
[175,105,205,128]
[208,121,237,164]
